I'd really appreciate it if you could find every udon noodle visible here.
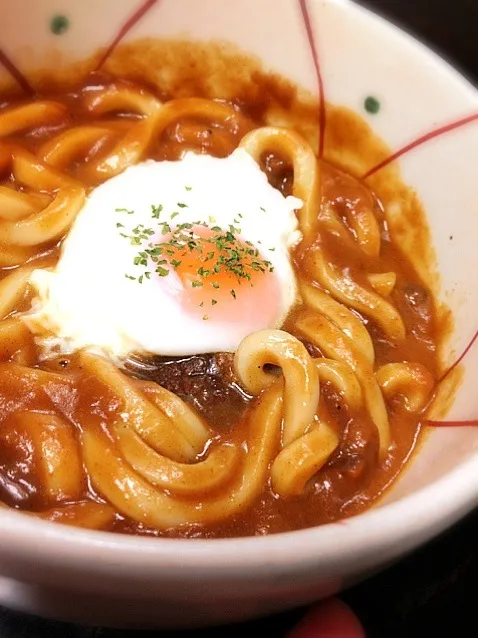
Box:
[0,73,442,537]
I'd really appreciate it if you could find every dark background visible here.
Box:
[1,0,478,636]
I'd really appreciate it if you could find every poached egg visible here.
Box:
[26,149,302,359]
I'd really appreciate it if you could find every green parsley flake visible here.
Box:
[119,208,275,289]
[151,204,163,219]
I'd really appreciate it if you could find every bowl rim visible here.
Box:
[0,440,477,578]
[0,0,477,577]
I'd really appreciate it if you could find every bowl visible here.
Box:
[0,0,476,629]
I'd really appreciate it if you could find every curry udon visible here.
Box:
[0,50,446,538]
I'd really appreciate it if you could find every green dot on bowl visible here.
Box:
[364,96,381,114]
[50,15,69,36]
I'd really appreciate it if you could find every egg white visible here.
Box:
[25,149,303,359]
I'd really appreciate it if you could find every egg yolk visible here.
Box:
[162,225,282,326]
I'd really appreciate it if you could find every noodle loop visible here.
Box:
[0,187,85,246]
[0,102,66,138]
[295,310,391,455]
[377,362,434,413]
[235,329,320,446]
[3,411,83,503]
[239,127,319,235]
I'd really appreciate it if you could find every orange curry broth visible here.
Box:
[0,61,444,538]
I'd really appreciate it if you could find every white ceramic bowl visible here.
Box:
[0,0,477,629]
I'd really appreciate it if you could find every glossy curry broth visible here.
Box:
[0,42,447,537]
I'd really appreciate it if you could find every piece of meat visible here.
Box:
[124,352,251,431]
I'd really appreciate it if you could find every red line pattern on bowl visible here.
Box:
[95,0,161,70]
[0,48,33,94]
[426,330,478,428]
[363,113,478,178]
[426,420,478,427]
[438,330,478,385]
[298,0,327,159]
